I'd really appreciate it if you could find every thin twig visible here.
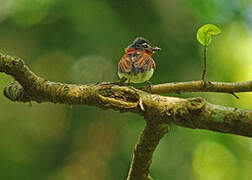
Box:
[230,92,239,99]
[201,46,207,81]
[149,80,252,95]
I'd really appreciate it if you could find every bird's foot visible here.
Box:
[145,81,153,92]
[95,81,101,85]
[110,77,128,86]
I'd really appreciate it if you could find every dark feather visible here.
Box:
[118,50,155,74]
[127,37,148,50]
[118,56,132,73]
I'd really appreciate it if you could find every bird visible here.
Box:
[118,37,161,84]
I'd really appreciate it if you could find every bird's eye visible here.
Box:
[142,44,148,48]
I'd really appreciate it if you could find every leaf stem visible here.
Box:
[201,45,207,81]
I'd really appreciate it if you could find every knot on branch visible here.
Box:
[97,85,140,111]
[3,82,31,102]
[187,97,206,112]
[0,53,24,74]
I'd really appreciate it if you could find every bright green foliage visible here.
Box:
[197,24,221,47]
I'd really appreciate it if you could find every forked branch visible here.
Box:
[1,52,252,180]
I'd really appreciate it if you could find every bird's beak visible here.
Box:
[152,47,161,51]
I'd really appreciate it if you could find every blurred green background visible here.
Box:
[0,0,252,179]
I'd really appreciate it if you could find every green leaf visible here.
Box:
[197,24,221,47]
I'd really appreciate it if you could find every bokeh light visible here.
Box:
[70,55,116,84]
[9,0,53,26]
[193,141,237,180]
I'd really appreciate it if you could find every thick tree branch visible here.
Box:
[127,123,169,180]
[1,52,252,180]
[1,52,252,137]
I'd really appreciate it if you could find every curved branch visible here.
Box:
[1,52,252,179]
[1,52,252,137]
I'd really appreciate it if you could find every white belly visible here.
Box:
[118,69,154,83]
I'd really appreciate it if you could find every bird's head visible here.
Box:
[126,37,161,55]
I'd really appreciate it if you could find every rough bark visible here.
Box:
[127,123,169,180]
[1,52,252,180]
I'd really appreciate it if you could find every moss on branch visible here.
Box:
[1,52,252,180]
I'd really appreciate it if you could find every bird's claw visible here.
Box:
[111,77,128,86]
[145,81,153,92]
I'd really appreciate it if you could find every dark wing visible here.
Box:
[118,51,155,74]
[118,54,133,73]
[133,53,156,71]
